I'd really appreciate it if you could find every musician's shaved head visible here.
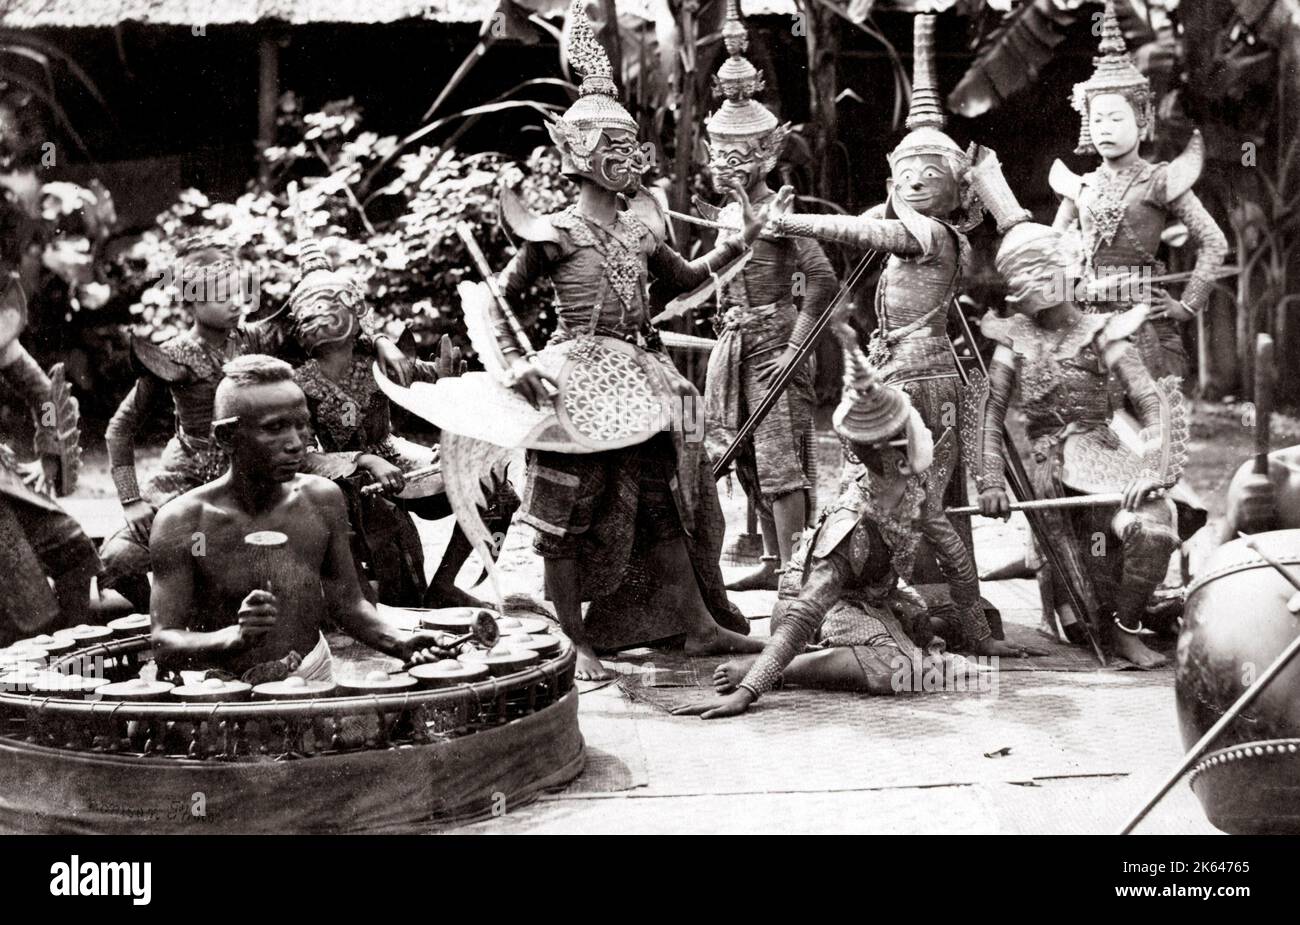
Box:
[214,354,296,422]
[212,355,310,482]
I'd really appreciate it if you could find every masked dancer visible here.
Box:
[287,238,518,607]
[674,325,1037,719]
[696,0,838,592]
[764,13,989,631]
[380,0,769,680]
[969,149,1188,668]
[100,235,410,609]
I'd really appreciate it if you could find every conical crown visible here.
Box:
[1070,0,1154,154]
[705,0,779,142]
[562,0,636,133]
[832,324,912,444]
[888,14,967,169]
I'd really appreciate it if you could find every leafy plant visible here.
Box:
[116,97,576,356]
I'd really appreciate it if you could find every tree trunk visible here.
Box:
[803,0,841,204]
[671,1,700,243]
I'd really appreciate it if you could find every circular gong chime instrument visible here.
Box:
[170,677,253,703]
[336,671,419,695]
[106,614,152,638]
[0,604,581,833]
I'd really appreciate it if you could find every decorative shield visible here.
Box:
[542,336,668,451]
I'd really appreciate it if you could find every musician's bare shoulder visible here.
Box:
[149,475,351,600]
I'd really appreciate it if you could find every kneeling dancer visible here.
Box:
[675,330,1036,719]
[967,150,1187,668]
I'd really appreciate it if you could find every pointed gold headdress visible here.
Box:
[968,150,1076,316]
[559,0,635,134]
[548,0,638,179]
[1071,0,1154,155]
[704,0,789,164]
[833,326,913,445]
[887,14,969,172]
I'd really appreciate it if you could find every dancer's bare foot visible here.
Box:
[713,655,761,693]
[725,559,779,592]
[684,623,766,657]
[574,643,614,681]
[1112,631,1169,669]
[1036,614,1061,642]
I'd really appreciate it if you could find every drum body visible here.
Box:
[1176,529,1300,833]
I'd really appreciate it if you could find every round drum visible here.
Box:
[408,660,489,689]
[97,679,175,702]
[170,678,253,703]
[1176,529,1300,834]
[252,678,337,700]
[106,614,152,638]
[335,672,419,695]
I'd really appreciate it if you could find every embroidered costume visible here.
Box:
[969,153,1189,639]
[496,197,750,645]
[765,15,984,589]
[699,1,837,521]
[378,0,756,651]
[737,334,984,701]
[1049,0,1227,380]
[0,277,98,643]
[99,245,393,608]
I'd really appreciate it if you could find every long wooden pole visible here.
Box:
[711,250,879,477]
[1119,532,1300,834]
[947,301,1107,665]
[945,492,1153,516]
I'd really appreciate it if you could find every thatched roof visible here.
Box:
[0,0,807,29]
[0,1,504,27]
[0,0,952,30]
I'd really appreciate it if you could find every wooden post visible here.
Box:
[257,32,281,180]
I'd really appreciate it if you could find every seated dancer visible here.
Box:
[101,234,410,609]
[1049,0,1227,380]
[967,149,1187,668]
[674,330,1036,720]
[289,262,518,607]
[0,274,99,644]
[394,1,765,680]
[150,356,453,680]
[699,1,838,591]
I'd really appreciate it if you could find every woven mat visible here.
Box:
[597,641,1181,794]
[563,686,651,793]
